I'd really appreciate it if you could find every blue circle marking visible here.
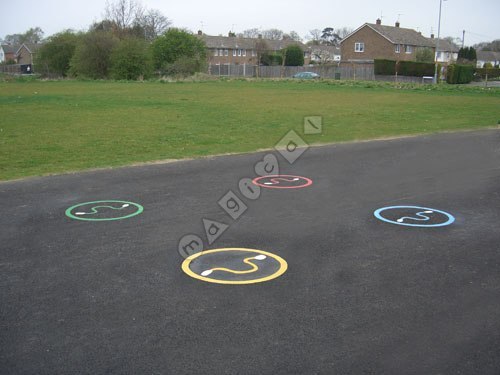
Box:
[374,205,455,227]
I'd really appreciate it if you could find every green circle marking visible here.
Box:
[65,200,143,221]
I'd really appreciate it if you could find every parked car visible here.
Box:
[292,72,320,79]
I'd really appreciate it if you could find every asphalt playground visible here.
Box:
[1,128,500,374]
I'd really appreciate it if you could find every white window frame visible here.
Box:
[214,49,218,56]
[395,44,400,53]
[243,49,247,56]
[251,50,256,57]
[219,49,223,56]
[355,42,364,53]
[405,45,413,54]
[233,49,237,57]
[224,49,229,56]
[238,49,242,56]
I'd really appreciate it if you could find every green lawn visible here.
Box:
[0,79,499,181]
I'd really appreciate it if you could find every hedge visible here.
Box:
[446,64,475,84]
[374,59,435,77]
[475,67,500,79]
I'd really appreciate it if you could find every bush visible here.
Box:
[374,59,396,75]
[446,64,475,84]
[284,44,304,66]
[110,37,153,80]
[416,48,434,63]
[36,31,80,77]
[152,28,206,74]
[475,67,500,79]
[375,59,435,77]
[399,60,435,77]
[70,31,118,79]
[260,52,282,66]
[161,55,206,77]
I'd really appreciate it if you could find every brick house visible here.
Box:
[0,44,19,63]
[428,36,459,64]
[16,43,43,65]
[340,19,435,63]
[197,31,310,66]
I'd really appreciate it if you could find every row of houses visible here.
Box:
[198,19,499,69]
[2,20,499,71]
[0,43,41,65]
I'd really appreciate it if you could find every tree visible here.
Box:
[283,45,304,66]
[262,29,283,40]
[254,38,269,77]
[110,37,152,79]
[321,27,340,46]
[416,48,434,63]
[337,27,353,39]
[473,39,500,52]
[4,27,44,45]
[138,9,171,41]
[151,28,206,75]
[284,31,302,42]
[36,30,80,77]
[458,47,477,63]
[105,0,143,31]
[306,29,322,45]
[70,31,118,78]
[241,28,260,38]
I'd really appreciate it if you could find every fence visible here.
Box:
[0,64,22,74]
[207,63,375,80]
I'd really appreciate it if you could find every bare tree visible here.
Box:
[241,28,260,38]
[254,39,269,77]
[284,31,302,42]
[139,9,171,41]
[262,28,283,40]
[306,29,322,45]
[337,27,353,39]
[105,0,144,32]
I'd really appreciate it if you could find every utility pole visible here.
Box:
[462,30,465,48]
[433,0,444,84]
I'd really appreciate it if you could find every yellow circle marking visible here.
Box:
[181,248,288,285]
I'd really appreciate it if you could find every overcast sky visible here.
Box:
[1,0,499,45]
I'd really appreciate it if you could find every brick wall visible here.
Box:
[341,25,418,62]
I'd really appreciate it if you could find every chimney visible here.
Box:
[197,30,202,36]
[431,33,435,39]
[376,18,382,25]
[395,21,400,27]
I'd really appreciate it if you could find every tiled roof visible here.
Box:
[198,34,305,51]
[477,51,500,61]
[19,43,43,53]
[365,23,435,47]
[427,38,459,52]
[1,44,19,53]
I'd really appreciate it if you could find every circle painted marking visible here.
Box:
[65,200,143,221]
[182,248,288,285]
[374,205,455,227]
[252,175,313,189]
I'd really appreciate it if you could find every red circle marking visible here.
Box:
[252,175,313,189]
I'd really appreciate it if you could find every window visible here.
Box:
[233,49,237,56]
[214,49,218,56]
[243,49,247,56]
[405,45,413,54]
[395,44,400,53]
[355,42,364,52]
[219,49,223,56]
[251,50,256,57]
[238,49,242,56]
[224,49,229,56]
[437,51,442,59]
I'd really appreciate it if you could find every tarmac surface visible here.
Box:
[1,129,500,374]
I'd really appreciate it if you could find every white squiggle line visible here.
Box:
[397,210,434,223]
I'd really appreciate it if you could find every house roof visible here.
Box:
[198,34,305,51]
[308,45,341,54]
[1,44,19,54]
[427,38,459,52]
[342,23,434,48]
[16,43,43,55]
[476,51,500,62]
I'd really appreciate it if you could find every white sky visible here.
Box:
[1,0,499,45]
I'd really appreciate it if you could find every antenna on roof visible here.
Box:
[397,13,404,22]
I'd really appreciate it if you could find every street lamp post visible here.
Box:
[434,0,444,83]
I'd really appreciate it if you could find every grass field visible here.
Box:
[0,78,499,181]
